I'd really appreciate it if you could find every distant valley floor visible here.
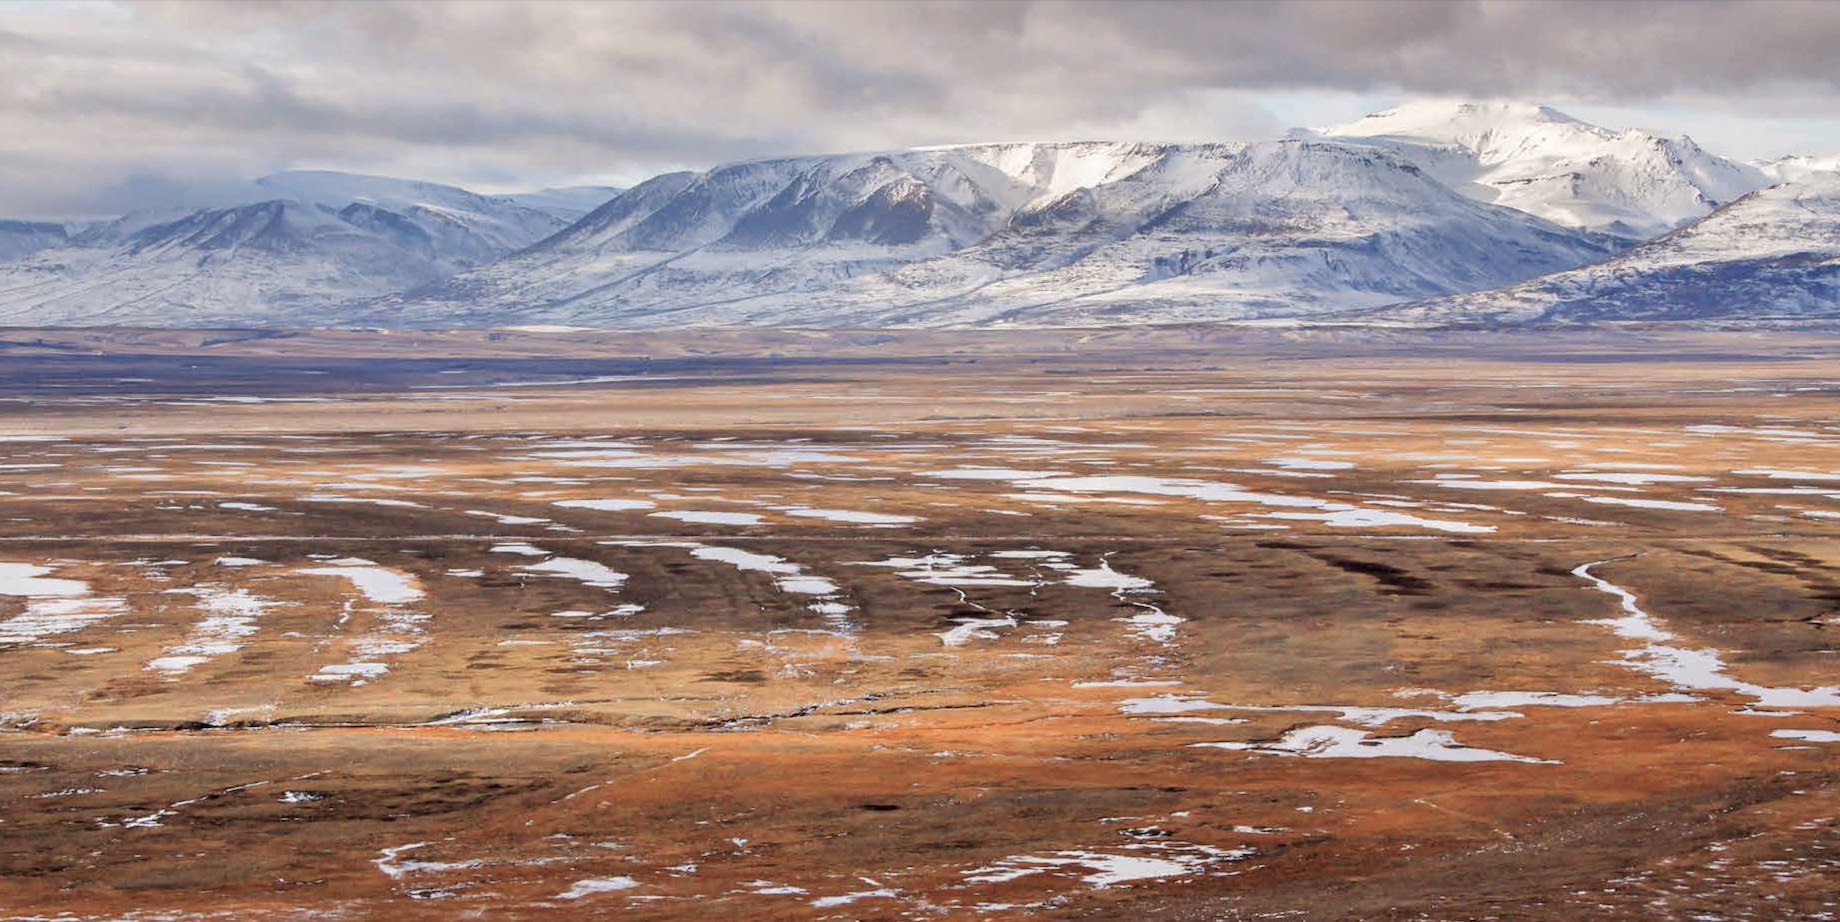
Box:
[0,327,1836,921]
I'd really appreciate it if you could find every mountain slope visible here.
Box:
[0,220,69,263]
[1316,101,1769,243]
[1365,174,1840,325]
[249,171,580,261]
[379,140,1609,328]
[0,172,590,325]
[1757,155,1840,184]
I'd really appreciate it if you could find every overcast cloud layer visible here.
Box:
[6,0,1840,218]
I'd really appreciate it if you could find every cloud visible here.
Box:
[4,0,1840,217]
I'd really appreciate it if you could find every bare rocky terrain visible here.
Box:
[0,327,1835,920]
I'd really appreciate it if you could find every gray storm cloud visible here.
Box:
[3,0,1839,217]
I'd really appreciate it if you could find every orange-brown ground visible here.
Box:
[0,327,1835,920]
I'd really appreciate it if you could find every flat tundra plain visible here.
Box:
[0,327,1836,921]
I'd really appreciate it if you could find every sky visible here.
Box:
[5,0,1840,218]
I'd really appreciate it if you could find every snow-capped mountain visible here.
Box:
[0,101,1834,330]
[1364,173,1840,325]
[379,139,1609,328]
[0,172,603,325]
[1314,101,1769,243]
[245,171,607,263]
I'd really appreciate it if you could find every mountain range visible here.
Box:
[0,100,1834,329]
[0,173,618,327]
[376,139,1610,328]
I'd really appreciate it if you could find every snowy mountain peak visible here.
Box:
[248,171,615,224]
[1329,99,1588,147]
[253,170,471,210]
[1319,99,1770,241]
[943,142,1171,207]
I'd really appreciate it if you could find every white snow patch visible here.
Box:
[1575,560,1840,708]
[963,842,1247,889]
[1549,494,1723,512]
[1734,469,1840,481]
[522,557,629,590]
[852,552,1036,587]
[298,565,425,605]
[558,877,641,899]
[0,563,128,645]
[1555,472,1712,485]
[782,507,918,525]
[1195,726,1555,763]
[373,842,483,880]
[466,510,551,525]
[1772,729,1840,743]
[811,886,901,908]
[1450,691,1622,710]
[920,468,1070,480]
[649,510,766,526]
[554,498,657,512]
[146,586,288,674]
